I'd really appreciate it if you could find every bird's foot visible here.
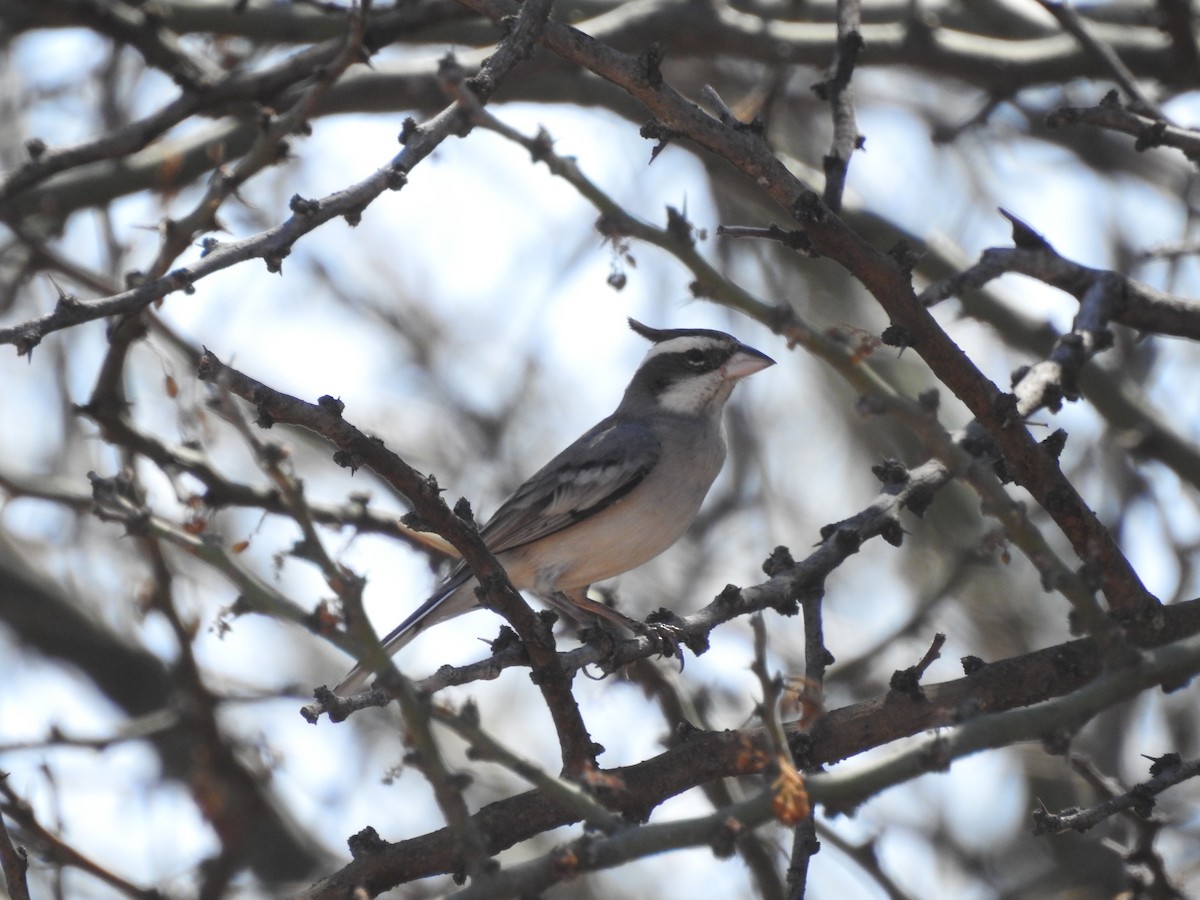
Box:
[577,620,626,679]
[633,613,686,670]
[578,620,621,653]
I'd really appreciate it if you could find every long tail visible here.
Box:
[334,570,476,696]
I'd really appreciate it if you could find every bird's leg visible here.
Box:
[547,589,685,667]
[542,590,623,654]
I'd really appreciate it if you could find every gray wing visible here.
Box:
[336,419,658,694]
[480,418,661,554]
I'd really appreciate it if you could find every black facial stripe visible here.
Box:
[682,346,730,370]
[634,345,734,393]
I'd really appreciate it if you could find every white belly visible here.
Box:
[500,447,722,593]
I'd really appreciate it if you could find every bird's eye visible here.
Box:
[684,349,707,367]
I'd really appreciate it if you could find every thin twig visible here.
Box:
[0,807,31,900]
[1035,1,1161,117]
[1034,755,1200,834]
[196,350,599,773]
[817,0,864,212]
[0,779,159,900]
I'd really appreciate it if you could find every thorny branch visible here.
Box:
[0,0,543,356]
[196,348,599,773]
[459,0,1159,625]
[815,0,865,212]
[5,1,1200,897]
[1035,0,1161,116]
[470,112,1102,635]
[297,605,1200,898]
[1034,754,1200,835]
[1048,95,1200,164]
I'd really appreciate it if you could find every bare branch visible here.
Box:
[1048,96,1200,164]
[815,0,865,211]
[0,779,160,900]
[1034,755,1200,835]
[1035,0,1161,116]
[297,599,1200,895]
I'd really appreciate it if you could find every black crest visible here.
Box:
[627,318,735,345]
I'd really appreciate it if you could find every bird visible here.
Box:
[334,318,775,695]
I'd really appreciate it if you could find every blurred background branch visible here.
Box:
[2,0,1199,898]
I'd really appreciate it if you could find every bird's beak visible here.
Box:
[722,344,776,380]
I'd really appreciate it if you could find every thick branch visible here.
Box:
[196,350,599,773]
[297,598,1200,897]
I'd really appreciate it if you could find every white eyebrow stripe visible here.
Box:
[640,334,727,361]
